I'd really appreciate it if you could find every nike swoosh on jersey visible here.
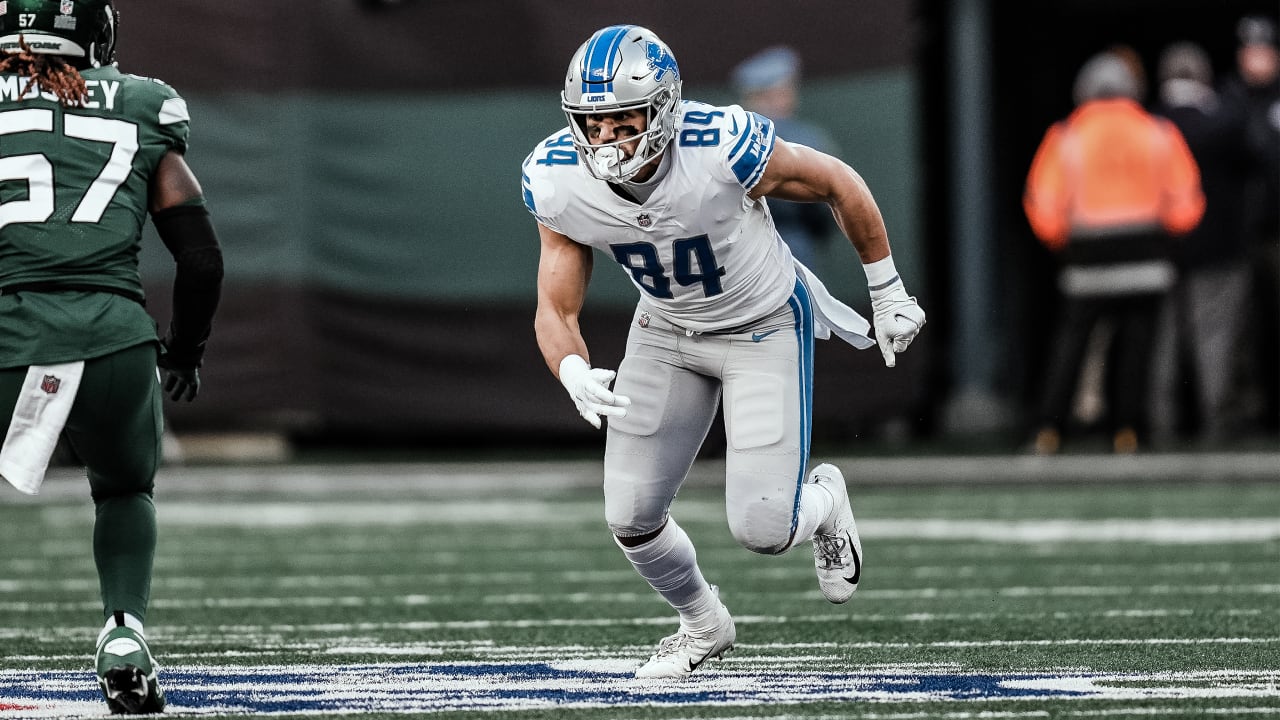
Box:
[729,116,740,136]
[844,531,861,585]
[751,329,780,342]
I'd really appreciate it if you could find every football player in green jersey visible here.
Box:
[0,0,223,713]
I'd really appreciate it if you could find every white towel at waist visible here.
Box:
[794,260,875,350]
[1,361,84,495]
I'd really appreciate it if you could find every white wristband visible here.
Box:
[862,255,900,291]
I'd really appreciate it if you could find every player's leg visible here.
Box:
[605,316,733,677]
[62,342,166,714]
[0,368,25,432]
[67,342,162,623]
[721,284,860,602]
[719,309,812,556]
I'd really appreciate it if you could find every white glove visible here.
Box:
[869,279,926,368]
[558,354,632,429]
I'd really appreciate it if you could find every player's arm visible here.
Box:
[749,138,889,264]
[752,139,925,367]
[149,151,224,401]
[534,222,592,373]
[533,223,630,428]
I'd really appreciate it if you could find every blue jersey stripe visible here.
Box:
[521,172,536,214]
[581,25,634,94]
[729,112,776,189]
[785,278,816,544]
[727,115,755,158]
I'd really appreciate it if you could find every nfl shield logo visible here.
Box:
[59,0,71,13]
[638,312,651,328]
[40,375,60,394]
[637,213,652,227]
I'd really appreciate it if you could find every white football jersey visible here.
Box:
[522,100,798,332]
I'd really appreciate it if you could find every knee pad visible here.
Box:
[727,494,795,555]
[605,492,668,537]
[604,470,671,538]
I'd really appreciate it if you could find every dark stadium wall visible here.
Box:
[122,1,927,446]
[138,76,927,445]
[118,0,1280,448]
[965,0,1280,429]
[119,2,913,93]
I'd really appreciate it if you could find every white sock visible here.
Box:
[97,611,144,646]
[617,518,720,632]
[793,481,836,543]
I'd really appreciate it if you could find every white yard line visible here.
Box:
[24,500,1280,543]
[14,451,1279,504]
[1,580,1277,614]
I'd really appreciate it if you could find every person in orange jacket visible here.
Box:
[1025,49,1205,454]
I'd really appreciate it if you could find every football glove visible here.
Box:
[558,354,632,429]
[869,279,926,368]
[157,337,204,402]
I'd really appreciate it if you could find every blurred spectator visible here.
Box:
[1109,43,1149,103]
[1024,51,1205,454]
[1221,16,1280,434]
[730,46,839,268]
[1148,42,1254,447]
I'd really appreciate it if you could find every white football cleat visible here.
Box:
[634,593,735,679]
[809,463,862,604]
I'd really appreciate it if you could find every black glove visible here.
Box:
[157,336,205,402]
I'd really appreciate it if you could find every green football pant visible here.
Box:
[1,341,163,622]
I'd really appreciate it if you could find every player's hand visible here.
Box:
[558,354,632,429]
[869,279,926,368]
[157,337,204,402]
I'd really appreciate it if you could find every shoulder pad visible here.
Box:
[677,102,775,190]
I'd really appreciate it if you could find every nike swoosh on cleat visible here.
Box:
[844,531,861,585]
[751,329,780,342]
[688,646,727,672]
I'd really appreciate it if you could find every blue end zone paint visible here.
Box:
[0,664,1102,716]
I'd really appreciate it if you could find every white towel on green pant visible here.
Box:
[1,361,84,495]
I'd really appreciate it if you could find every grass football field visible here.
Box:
[1,454,1278,719]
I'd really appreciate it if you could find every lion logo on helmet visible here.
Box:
[645,41,679,83]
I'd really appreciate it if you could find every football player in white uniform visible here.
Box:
[522,24,925,679]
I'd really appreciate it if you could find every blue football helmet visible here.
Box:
[0,0,118,67]
[561,25,682,182]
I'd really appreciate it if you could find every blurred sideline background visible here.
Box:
[116,0,1278,461]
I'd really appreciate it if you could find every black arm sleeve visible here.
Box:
[151,204,225,364]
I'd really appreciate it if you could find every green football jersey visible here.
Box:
[0,65,191,368]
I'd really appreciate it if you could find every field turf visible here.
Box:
[1,455,1277,718]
